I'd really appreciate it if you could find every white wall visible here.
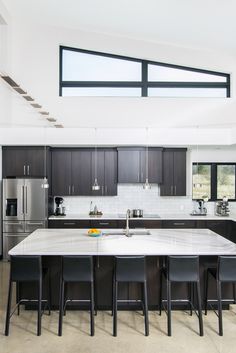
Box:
[2,20,236,132]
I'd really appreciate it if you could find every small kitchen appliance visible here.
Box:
[132,209,144,218]
[215,197,230,216]
[55,197,66,216]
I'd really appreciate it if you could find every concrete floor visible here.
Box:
[0,261,236,353]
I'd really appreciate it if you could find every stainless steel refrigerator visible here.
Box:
[2,178,48,259]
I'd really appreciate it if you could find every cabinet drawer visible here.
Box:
[90,220,118,228]
[162,220,196,228]
[48,220,90,228]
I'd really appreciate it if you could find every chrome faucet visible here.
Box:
[125,209,131,237]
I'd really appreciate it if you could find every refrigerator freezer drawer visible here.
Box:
[3,233,29,260]
[3,221,25,233]
[25,220,46,233]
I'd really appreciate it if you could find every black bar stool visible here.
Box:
[58,256,95,336]
[204,256,236,336]
[112,256,149,337]
[159,256,203,336]
[5,255,51,336]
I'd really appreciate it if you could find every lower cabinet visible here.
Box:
[162,220,196,228]
[206,220,230,240]
[48,220,90,228]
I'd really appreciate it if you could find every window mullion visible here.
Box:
[142,61,148,97]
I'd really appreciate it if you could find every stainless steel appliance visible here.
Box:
[215,197,230,216]
[132,209,143,218]
[3,178,48,259]
[191,199,207,216]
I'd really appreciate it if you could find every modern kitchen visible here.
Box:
[1,1,236,353]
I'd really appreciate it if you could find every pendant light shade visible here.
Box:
[143,127,151,190]
[92,128,100,191]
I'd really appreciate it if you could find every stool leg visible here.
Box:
[64,283,67,316]
[48,272,52,315]
[159,270,162,316]
[94,275,97,316]
[58,278,65,336]
[90,282,95,336]
[16,282,20,316]
[167,280,171,336]
[111,275,114,317]
[196,281,204,336]
[113,280,118,337]
[233,283,236,304]
[204,269,209,315]
[217,280,223,336]
[5,278,13,336]
[37,278,42,336]
[188,282,193,316]
[143,281,149,336]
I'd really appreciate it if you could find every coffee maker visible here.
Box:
[55,197,66,216]
[215,197,230,216]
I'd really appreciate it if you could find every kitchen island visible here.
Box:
[9,228,236,310]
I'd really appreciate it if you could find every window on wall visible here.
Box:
[59,46,230,97]
[192,163,236,201]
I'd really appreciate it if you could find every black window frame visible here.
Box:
[59,46,230,97]
[192,163,236,201]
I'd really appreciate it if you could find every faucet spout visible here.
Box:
[125,209,131,237]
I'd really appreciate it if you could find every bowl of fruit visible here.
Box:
[88,228,102,237]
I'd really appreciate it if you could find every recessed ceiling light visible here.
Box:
[1,75,19,87]
[54,124,64,128]
[23,95,34,101]
[40,111,49,115]
[47,118,57,122]
[31,103,42,108]
[14,87,27,94]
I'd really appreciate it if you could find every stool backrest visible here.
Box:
[10,255,42,282]
[115,256,146,282]
[62,256,93,282]
[218,256,236,282]
[167,256,199,282]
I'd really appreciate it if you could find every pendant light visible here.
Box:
[92,128,100,191]
[41,127,49,189]
[143,127,151,190]
[193,126,202,189]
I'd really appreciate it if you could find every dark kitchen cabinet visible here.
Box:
[2,146,47,178]
[206,220,230,240]
[160,148,187,196]
[48,219,90,228]
[162,220,196,228]
[72,150,91,196]
[118,147,162,184]
[52,150,72,196]
[51,148,117,196]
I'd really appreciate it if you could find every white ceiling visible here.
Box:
[3,0,236,54]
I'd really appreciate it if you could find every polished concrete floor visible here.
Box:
[0,261,236,353]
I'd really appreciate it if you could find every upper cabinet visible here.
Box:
[118,147,163,184]
[160,148,187,196]
[2,147,49,178]
[51,148,117,196]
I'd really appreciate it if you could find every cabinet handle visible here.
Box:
[99,222,109,225]
[105,185,108,195]
[23,165,26,176]
[68,185,71,195]
[141,172,143,181]
[27,165,30,175]
[27,222,43,225]
[72,185,75,194]
[5,222,21,225]
[138,172,140,182]
[63,222,75,225]
[173,222,185,226]
[174,185,177,195]
[102,186,104,195]
[171,185,173,195]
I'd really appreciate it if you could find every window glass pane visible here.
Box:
[148,87,226,98]
[217,165,235,199]
[62,87,141,97]
[148,64,227,82]
[192,164,211,199]
[62,50,142,81]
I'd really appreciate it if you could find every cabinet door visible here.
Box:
[160,150,174,196]
[2,148,27,177]
[104,150,117,196]
[72,150,92,195]
[52,150,71,196]
[118,149,140,183]
[140,148,163,184]
[26,148,45,177]
[91,150,105,196]
[207,220,230,240]
[173,150,186,196]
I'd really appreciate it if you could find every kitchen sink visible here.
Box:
[102,229,151,236]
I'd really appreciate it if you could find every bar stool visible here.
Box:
[58,256,95,336]
[159,256,203,336]
[5,255,51,336]
[112,256,149,337]
[204,256,236,336]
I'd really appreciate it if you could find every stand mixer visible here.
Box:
[55,197,66,216]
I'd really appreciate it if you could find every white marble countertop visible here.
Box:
[9,228,236,256]
[48,213,235,221]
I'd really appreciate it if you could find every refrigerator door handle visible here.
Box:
[25,186,28,214]
[22,186,25,214]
